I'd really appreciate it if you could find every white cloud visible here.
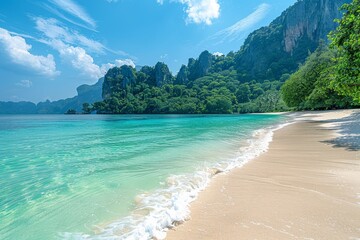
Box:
[213,3,270,42]
[32,17,134,81]
[8,31,38,40]
[100,59,136,75]
[0,27,58,77]
[35,17,104,53]
[75,34,104,53]
[181,0,220,25]
[43,3,97,32]
[213,52,224,57]
[114,59,136,68]
[158,0,220,25]
[50,0,96,28]
[51,39,135,81]
[16,80,33,88]
[55,41,103,80]
[34,17,130,57]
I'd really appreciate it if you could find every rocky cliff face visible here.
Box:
[139,66,156,86]
[102,66,136,99]
[175,65,190,85]
[120,66,137,88]
[197,51,213,76]
[188,50,213,81]
[154,62,173,87]
[236,0,349,81]
[76,77,103,103]
[282,0,346,53]
[36,78,104,113]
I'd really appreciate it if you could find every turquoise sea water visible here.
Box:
[0,114,285,240]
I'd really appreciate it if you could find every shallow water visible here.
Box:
[0,114,285,239]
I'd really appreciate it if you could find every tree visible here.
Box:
[329,0,360,102]
[205,96,232,114]
[92,101,106,113]
[65,109,76,114]
[281,44,358,110]
[82,103,92,114]
[236,84,250,103]
[281,46,333,108]
[95,47,300,114]
[255,90,282,112]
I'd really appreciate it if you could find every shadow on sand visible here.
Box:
[320,111,360,151]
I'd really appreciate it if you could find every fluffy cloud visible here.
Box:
[213,52,224,57]
[53,40,103,80]
[114,59,136,68]
[100,59,136,75]
[51,39,135,81]
[0,27,58,77]
[180,0,220,25]
[33,18,134,81]
[158,0,220,25]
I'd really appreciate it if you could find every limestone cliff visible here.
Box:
[102,66,136,99]
[236,0,349,81]
[282,0,346,53]
[175,65,190,85]
[188,50,213,81]
[154,62,173,87]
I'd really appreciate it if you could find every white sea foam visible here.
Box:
[61,121,292,240]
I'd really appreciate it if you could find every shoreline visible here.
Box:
[167,109,360,239]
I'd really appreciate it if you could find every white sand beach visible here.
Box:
[167,110,360,240]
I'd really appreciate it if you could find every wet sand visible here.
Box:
[167,110,360,240]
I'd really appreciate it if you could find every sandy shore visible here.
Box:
[167,110,360,240]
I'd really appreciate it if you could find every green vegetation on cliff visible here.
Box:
[281,0,360,110]
[91,0,350,114]
[329,0,360,101]
[92,51,288,114]
[281,44,357,109]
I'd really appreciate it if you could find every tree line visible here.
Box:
[78,0,359,114]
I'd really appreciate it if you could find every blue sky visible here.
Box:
[0,0,296,103]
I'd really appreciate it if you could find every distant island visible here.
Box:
[0,78,103,114]
[1,0,358,114]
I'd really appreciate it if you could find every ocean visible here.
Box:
[0,114,286,239]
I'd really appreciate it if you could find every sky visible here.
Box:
[0,0,296,103]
